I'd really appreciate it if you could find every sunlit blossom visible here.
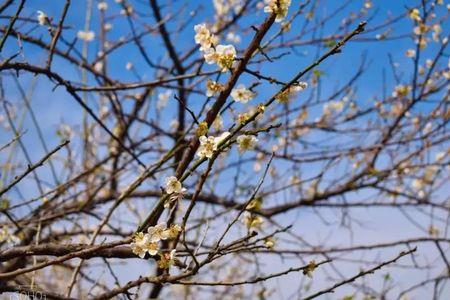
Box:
[37,11,47,26]
[231,84,255,103]
[263,0,291,22]
[147,222,168,242]
[197,132,230,158]
[237,134,258,153]
[77,30,95,42]
[165,176,183,194]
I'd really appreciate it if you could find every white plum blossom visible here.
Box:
[237,135,258,153]
[323,100,345,115]
[157,90,172,110]
[120,5,133,15]
[406,49,416,58]
[37,11,47,26]
[213,0,242,18]
[197,132,230,158]
[147,222,168,242]
[263,0,291,22]
[409,8,421,21]
[130,232,158,258]
[158,249,177,269]
[412,178,425,191]
[130,234,147,258]
[203,44,236,71]
[422,122,433,135]
[164,176,187,208]
[77,30,95,42]
[104,23,113,31]
[197,136,217,159]
[130,223,183,259]
[125,62,133,70]
[97,1,108,10]
[56,123,73,140]
[145,241,159,256]
[194,23,236,72]
[194,23,209,44]
[161,224,182,240]
[203,47,219,65]
[206,79,224,97]
[226,32,241,44]
[243,211,263,228]
[170,119,179,129]
[392,84,411,98]
[435,151,446,162]
[94,61,103,72]
[166,187,187,208]
[165,176,183,194]
[194,23,218,51]
[231,84,255,103]
[215,44,236,70]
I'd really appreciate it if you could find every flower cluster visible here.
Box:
[194,24,236,72]
[197,132,230,159]
[263,0,292,22]
[410,165,439,198]
[130,222,181,268]
[213,0,243,21]
[194,23,218,51]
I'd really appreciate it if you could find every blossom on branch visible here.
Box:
[237,134,258,153]
[197,132,230,158]
[204,44,237,72]
[165,176,183,195]
[231,84,255,103]
[194,23,218,51]
[37,11,47,26]
[206,79,224,97]
[130,232,158,258]
[263,0,292,22]
[77,30,95,42]
[147,222,168,242]
[275,82,308,103]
